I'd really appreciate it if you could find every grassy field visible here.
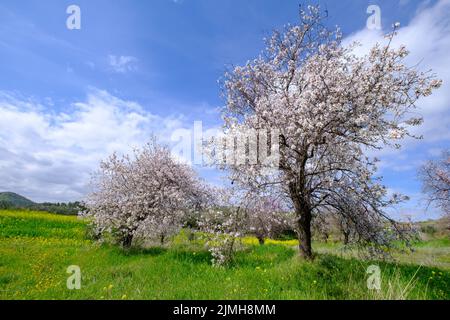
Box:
[0,209,449,300]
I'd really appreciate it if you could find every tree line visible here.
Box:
[0,200,84,215]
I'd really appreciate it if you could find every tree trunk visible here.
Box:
[257,236,265,245]
[343,231,349,245]
[290,187,313,260]
[122,234,133,248]
[297,208,313,260]
[285,149,313,260]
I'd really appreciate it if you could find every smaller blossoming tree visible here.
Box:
[245,194,293,245]
[83,138,208,248]
[198,187,247,266]
[420,150,450,226]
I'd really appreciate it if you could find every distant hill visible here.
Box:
[0,192,82,215]
[0,192,35,207]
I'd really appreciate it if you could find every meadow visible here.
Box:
[0,209,449,300]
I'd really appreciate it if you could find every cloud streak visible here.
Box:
[108,55,139,73]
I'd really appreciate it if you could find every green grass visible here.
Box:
[313,237,450,271]
[0,209,449,300]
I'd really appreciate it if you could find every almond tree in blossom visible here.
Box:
[420,150,450,220]
[199,187,247,266]
[218,6,442,259]
[311,210,334,243]
[245,194,293,245]
[84,138,209,248]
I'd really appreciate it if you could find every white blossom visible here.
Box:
[83,137,209,247]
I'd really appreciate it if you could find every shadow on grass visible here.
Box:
[120,246,168,257]
[231,244,296,269]
[118,244,213,265]
[167,244,297,268]
[313,253,450,299]
[169,250,212,265]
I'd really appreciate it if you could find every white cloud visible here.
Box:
[345,0,450,115]
[0,89,183,202]
[107,55,138,73]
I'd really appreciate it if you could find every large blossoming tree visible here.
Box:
[84,138,209,248]
[218,6,441,259]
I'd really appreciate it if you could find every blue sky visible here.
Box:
[0,0,448,220]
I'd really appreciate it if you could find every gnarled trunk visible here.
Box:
[290,184,313,260]
[283,144,314,259]
[296,206,313,260]
[257,236,265,245]
[122,234,133,248]
[322,232,329,243]
[343,230,350,245]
